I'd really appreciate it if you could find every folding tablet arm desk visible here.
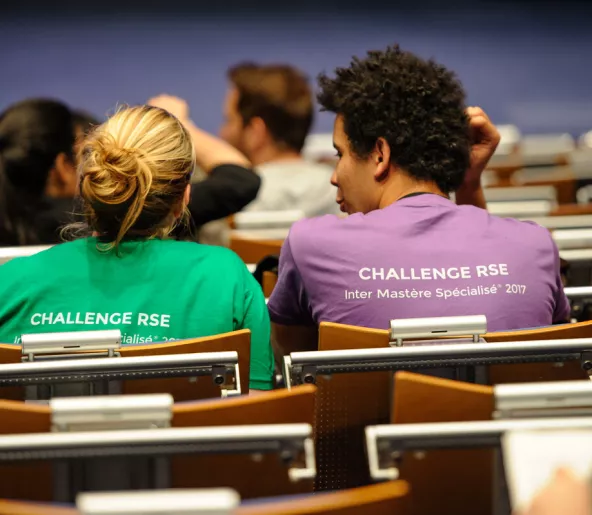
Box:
[0,394,315,502]
[2,330,241,399]
[365,417,592,481]
[285,338,592,387]
[366,379,592,514]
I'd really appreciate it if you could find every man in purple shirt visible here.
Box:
[267,45,569,355]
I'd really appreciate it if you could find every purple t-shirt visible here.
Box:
[267,194,569,333]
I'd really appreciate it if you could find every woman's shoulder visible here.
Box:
[0,240,86,291]
[0,240,84,268]
[159,240,245,266]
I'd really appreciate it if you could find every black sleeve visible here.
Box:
[188,164,261,226]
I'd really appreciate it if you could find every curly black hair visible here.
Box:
[317,45,470,193]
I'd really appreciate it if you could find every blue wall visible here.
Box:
[1,1,591,135]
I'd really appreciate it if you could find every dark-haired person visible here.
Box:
[0,99,79,246]
[0,105,273,391]
[268,46,569,356]
[219,63,339,217]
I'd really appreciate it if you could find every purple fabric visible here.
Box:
[268,195,570,333]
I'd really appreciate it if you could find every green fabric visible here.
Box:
[0,238,273,390]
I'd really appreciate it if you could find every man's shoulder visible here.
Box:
[287,213,361,253]
[484,211,555,247]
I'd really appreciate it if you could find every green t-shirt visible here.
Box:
[0,238,273,390]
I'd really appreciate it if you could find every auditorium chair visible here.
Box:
[391,371,494,515]
[0,399,52,501]
[0,330,251,402]
[262,271,278,298]
[0,385,316,502]
[120,330,251,400]
[230,235,283,264]
[171,385,316,499]
[311,320,591,491]
[0,481,410,515]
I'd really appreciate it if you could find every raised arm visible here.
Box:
[148,95,260,225]
[148,94,249,171]
[455,106,500,209]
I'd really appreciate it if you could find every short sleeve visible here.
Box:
[551,240,570,323]
[267,233,315,326]
[238,265,274,390]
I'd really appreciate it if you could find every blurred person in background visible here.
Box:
[0,105,273,391]
[0,98,79,246]
[220,62,339,217]
[148,95,261,235]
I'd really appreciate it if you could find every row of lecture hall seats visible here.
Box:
[305,129,592,207]
[0,316,587,513]
[2,167,592,513]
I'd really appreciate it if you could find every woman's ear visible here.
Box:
[174,183,191,219]
[373,137,391,182]
[183,183,191,207]
[47,152,78,197]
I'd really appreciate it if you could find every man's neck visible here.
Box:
[250,146,302,167]
[378,180,447,210]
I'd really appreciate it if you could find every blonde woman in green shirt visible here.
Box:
[0,105,274,391]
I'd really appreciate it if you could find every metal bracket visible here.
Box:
[389,315,487,347]
[287,436,317,482]
[219,363,242,397]
[287,363,318,388]
[366,426,400,481]
[22,330,122,362]
[51,394,173,432]
[581,350,592,376]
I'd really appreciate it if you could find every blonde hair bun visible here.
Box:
[76,106,195,249]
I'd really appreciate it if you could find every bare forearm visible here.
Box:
[184,120,250,172]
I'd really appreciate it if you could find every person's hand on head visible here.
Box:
[464,106,500,188]
[147,95,190,124]
[519,467,591,515]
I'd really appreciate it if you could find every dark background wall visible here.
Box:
[0,0,590,135]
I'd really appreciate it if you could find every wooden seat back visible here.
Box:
[0,386,316,502]
[172,385,316,499]
[237,481,410,515]
[229,236,283,264]
[120,330,251,400]
[0,345,25,400]
[314,323,390,491]
[0,400,52,501]
[392,371,494,515]
[0,331,251,402]
[313,320,592,491]
[0,480,410,515]
[262,271,278,298]
[484,322,592,383]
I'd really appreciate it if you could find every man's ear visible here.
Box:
[373,137,391,182]
[245,117,268,149]
[53,152,72,185]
